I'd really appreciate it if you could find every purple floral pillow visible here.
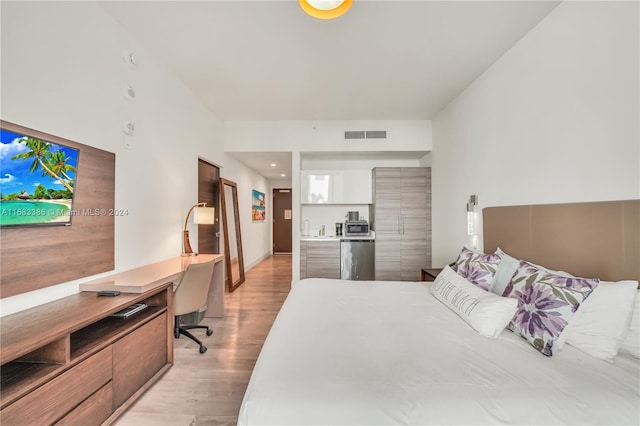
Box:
[503,261,599,356]
[452,246,502,291]
[451,246,475,272]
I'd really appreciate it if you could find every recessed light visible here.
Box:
[280,173,286,177]
[270,163,277,167]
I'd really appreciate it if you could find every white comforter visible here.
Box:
[238,278,640,425]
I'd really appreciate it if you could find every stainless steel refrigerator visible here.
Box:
[340,239,375,280]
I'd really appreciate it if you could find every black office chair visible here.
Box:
[173,260,215,354]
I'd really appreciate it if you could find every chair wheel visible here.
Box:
[206,329,213,336]
[199,345,207,354]
[174,329,180,338]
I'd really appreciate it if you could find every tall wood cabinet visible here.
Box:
[372,167,431,281]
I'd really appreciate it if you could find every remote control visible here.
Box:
[97,290,121,297]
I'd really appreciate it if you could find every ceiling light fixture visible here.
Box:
[299,0,353,20]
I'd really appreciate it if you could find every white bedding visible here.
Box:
[238,278,640,425]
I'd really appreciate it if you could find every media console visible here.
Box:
[0,282,173,425]
[1,254,225,424]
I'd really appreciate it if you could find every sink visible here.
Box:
[301,235,337,240]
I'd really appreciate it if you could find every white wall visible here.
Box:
[225,163,271,269]
[0,1,269,315]
[224,120,431,152]
[432,0,640,266]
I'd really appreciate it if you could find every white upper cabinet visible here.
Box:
[301,171,332,203]
[301,170,372,204]
[333,170,372,204]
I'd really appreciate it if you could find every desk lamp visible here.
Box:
[182,202,215,256]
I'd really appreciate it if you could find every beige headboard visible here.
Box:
[483,200,639,282]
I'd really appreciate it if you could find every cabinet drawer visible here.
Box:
[55,382,112,426]
[112,313,168,408]
[0,347,112,425]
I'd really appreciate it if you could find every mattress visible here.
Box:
[238,278,640,425]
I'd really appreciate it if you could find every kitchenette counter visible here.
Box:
[300,232,375,242]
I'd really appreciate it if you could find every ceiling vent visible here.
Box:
[344,131,365,139]
[365,130,387,139]
[344,130,387,140]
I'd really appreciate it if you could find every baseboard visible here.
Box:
[244,252,272,272]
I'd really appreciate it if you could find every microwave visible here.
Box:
[344,221,370,236]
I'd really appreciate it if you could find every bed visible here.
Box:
[238,200,640,425]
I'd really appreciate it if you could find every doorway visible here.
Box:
[272,188,292,254]
[198,158,220,254]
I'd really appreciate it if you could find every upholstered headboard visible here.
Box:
[483,200,639,282]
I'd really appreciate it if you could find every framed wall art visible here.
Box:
[252,189,265,221]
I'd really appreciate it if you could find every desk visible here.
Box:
[79,254,225,317]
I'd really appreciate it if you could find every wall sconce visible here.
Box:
[182,202,215,256]
[466,195,477,236]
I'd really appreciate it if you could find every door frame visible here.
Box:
[272,188,292,254]
[197,157,221,254]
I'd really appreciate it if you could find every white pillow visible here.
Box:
[619,290,640,358]
[430,266,518,339]
[557,280,638,362]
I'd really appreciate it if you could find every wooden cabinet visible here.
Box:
[300,240,341,279]
[421,268,443,282]
[112,313,168,408]
[372,167,431,281]
[300,240,308,278]
[0,284,173,425]
[1,347,112,425]
[55,382,113,426]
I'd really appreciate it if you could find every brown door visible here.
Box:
[273,188,292,254]
[198,158,220,253]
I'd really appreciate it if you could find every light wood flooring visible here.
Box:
[115,255,292,426]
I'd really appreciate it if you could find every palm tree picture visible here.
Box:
[1,128,79,226]
[11,137,75,193]
[46,150,77,187]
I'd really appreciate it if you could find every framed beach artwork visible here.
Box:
[252,189,265,221]
[0,126,79,227]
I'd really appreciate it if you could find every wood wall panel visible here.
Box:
[622,200,640,282]
[0,121,115,298]
[483,199,640,283]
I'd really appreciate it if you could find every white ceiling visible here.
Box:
[231,151,294,180]
[99,0,560,179]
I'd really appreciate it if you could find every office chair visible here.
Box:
[173,260,215,354]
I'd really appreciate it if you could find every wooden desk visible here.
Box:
[79,254,225,317]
